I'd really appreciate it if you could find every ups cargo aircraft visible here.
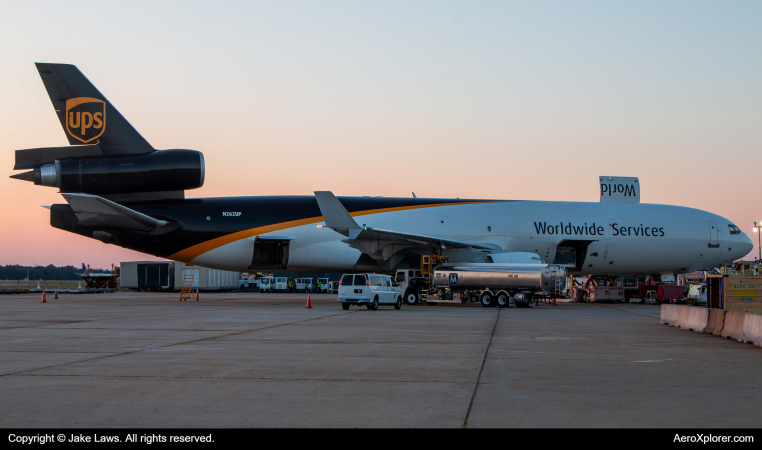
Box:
[11,63,754,279]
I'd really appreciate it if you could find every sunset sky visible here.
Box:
[1,0,760,268]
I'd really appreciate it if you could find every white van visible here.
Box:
[338,273,403,310]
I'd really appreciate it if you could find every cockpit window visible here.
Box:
[728,224,742,235]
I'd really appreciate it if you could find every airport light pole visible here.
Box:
[754,222,761,262]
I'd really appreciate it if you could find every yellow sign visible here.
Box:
[65,97,105,143]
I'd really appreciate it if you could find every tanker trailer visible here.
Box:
[431,263,568,308]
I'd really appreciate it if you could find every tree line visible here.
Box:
[0,265,111,281]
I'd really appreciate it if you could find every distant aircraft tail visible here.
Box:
[35,63,154,155]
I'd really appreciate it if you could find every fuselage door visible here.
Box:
[708,222,719,248]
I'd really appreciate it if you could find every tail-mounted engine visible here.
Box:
[14,149,204,195]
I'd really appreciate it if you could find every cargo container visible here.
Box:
[120,261,174,290]
[173,262,238,291]
[707,274,762,314]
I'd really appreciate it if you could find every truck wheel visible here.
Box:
[404,290,418,305]
[496,293,509,307]
[370,296,379,311]
[480,293,495,307]
[394,296,402,310]
[341,303,350,310]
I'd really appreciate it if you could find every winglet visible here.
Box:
[314,191,360,234]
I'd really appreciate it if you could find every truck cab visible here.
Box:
[259,277,274,293]
[303,278,314,292]
[274,277,288,293]
[395,269,424,305]
[316,278,329,293]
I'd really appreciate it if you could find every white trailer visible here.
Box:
[173,263,238,291]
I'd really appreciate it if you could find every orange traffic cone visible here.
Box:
[54,288,59,299]
[41,291,47,303]
[306,292,312,309]
[195,288,199,301]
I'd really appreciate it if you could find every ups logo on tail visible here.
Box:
[65,97,105,143]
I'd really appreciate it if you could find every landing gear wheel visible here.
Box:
[342,303,350,310]
[394,296,402,310]
[405,290,418,305]
[496,293,509,307]
[370,296,379,311]
[480,292,495,307]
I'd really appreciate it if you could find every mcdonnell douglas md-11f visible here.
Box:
[11,63,754,282]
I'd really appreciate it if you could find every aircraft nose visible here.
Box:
[739,232,754,259]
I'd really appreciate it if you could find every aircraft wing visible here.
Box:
[348,227,500,250]
[314,190,500,251]
[61,193,168,232]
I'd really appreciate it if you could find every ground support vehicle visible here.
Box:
[274,277,288,293]
[294,278,314,292]
[259,277,274,293]
[316,278,329,293]
[430,263,568,308]
[686,284,707,305]
[571,275,643,303]
[395,269,429,305]
[638,283,686,304]
[337,273,403,310]
[327,280,339,294]
[589,286,625,302]
[718,261,761,276]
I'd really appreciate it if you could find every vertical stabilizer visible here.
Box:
[35,63,154,155]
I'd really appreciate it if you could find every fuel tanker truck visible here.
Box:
[428,263,568,307]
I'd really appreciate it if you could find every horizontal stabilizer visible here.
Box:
[61,193,168,232]
[14,145,103,170]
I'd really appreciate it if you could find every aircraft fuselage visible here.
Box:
[51,195,753,276]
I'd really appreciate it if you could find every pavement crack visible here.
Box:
[463,308,500,428]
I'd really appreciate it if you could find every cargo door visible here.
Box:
[354,274,369,299]
[250,237,290,269]
[708,222,719,248]
[138,263,164,289]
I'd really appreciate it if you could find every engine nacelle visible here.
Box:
[33,149,204,194]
